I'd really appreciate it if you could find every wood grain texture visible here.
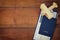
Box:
[0,8,39,27]
[0,0,60,40]
[15,8,39,27]
[0,8,16,27]
[0,0,59,7]
[0,28,34,40]
[0,27,59,40]
[0,0,15,7]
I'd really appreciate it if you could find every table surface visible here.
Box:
[0,0,60,40]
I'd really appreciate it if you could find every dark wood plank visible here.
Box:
[15,0,60,7]
[0,27,60,40]
[0,0,59,7]
[0,0,15,7]
[0,28,35,40]
[15,0,41,7]
[0,8,16,27]
[0,8,40,27]
[52,27,60,40]
[14,8,39,27]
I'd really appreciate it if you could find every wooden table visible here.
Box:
[0,0,60,40]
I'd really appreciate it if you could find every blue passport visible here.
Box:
[39,9,57,40]
[33,9,58,40]
[39,16,56,37]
